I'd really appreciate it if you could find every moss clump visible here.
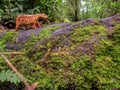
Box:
[113,23,120,44]
[71,25,107,43]
[0,31,18,51]
[93,23,120,88]
[0,32,18,42]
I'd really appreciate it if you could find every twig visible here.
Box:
[0,52,25,55]
[1,54,32,90]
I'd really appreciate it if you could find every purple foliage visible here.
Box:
[6,43,24,51]
[17,28,43,43]
[17,22,72,43]
[4,22,73,50]
[52,26,73,37]
[81,18,99,26]
[101,14,120,30]
[52,22,81,37]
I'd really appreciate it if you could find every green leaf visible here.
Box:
[0,70,21,84]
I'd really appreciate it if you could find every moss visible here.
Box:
[71,25,107,43]
[93,24,120,88]
[22,24,110,89]
[0,31,18,49]
[0,32,18,42]
[0,22,120,89]
[0,56,8,71]
[113,23,120,44]
[39,25,62,39]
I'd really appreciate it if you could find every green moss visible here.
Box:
[71,25,107,43]
[39,25,62,39]
[93,24,120,88]
[113,24,120,44]
[0,32,18,42]
[0,31,18,51]
[22,24,113,89]
[0,22,120,89]
[0,57,8,71]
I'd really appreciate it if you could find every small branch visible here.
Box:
[0,52,25,55]
[1,54,32,90]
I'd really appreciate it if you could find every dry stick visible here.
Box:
[0,52,25,55]
[1,54,32,90]
[0,30,16,32]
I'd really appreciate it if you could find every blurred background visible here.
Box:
[0,0,120,23]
